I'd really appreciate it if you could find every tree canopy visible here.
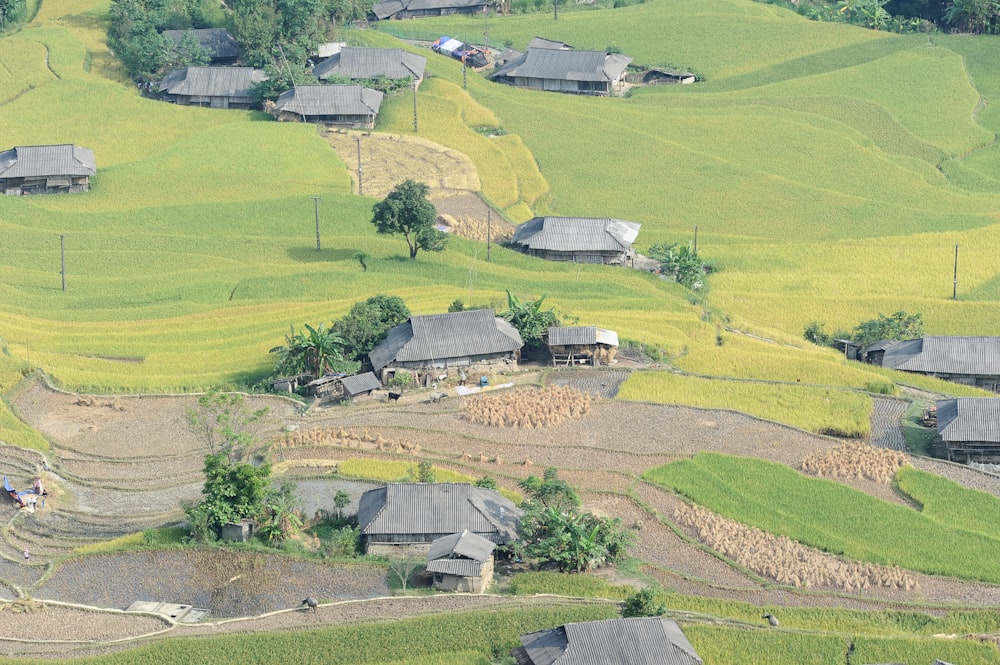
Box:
[500,291,560,350]
[648,242,707,290]
[852,310,924,347]
[269,323,358,378]
[370,180,446,259]
[333,294,411,361]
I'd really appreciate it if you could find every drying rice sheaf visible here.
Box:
[276,427,420,454]
[463,386,592,428]
[799,444,908,484]
[673,503,917,592]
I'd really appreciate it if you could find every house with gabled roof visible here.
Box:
[314,47,426,87]
[272,85,384,127]
[934,397,1000,462]
[357,483,521,556]
[0,145,96,195]
[510,216,641,266]
[512,617,703,665]
[491,46,632,95]
[162,28,240,65]
[862,336,1000,393]
[369,309,523,386]
[159,66,266,109]
[547,326,619,367]
[372,0,489,20]
[426,529,497,592]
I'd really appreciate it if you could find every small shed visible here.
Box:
[272,85,383,127]
[341,372,382,400]
[158,66,266,109]
[426,530,496,592]
[162,28,240,65]
[221,519,258,542]
[935,397,1000,462]
[0,144,96,195]
[547,326,619,366]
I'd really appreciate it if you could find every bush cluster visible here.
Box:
[799,444,908,484]
[674,503,917,591]
[463,386,592,428]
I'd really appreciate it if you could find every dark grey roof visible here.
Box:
[159,66,266,96]
[547,326,619,347]
[492,48,632,83]
[936,398,1000,443]
[314,47,426,81]
[341,371,381,396]
[0,145,95,178]
[520,617,703,665]
[527,37,572,50]
[511,217,641,253]
[372,0,487,18]
[357,483,521,543]
[882,337,1000,375]
[163,28,239,60]
[426,529,496,576]
[369,310,523,372]
[274,85,383,117]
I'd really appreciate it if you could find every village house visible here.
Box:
[368,309,523,387]
[0,144,96,196]
[313,47,426,88]
[510,216,641,265]
[272,85,384,127]
[305,371,382,402]
[491,42,632,95]
[512,617,703,665]
[158,66,266,109]
[162,28,240,65]
[356,482,521,556]
[546,326,619,366]
[425,529,497,592]
[861,336,1000,393]
[934,397,1000,462]
[371,0,489,20]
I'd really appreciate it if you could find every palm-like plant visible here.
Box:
[270,323,352,377]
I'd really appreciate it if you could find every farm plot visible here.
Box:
[546,369,629,399]
[33,551,388,618]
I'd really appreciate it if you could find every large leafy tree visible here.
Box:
[269,323,357,377]
[500,290,559,351]
[370,180,446,259]
[332,295,410,361]
[852,310,924,346]
[0,0,26,30]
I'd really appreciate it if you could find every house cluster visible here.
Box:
[157,32,427,127]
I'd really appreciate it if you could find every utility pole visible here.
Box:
[693,224,698,253]
[487,208,492,262]
[484,5,489,54]
[354,135,363,195]
[59,234,66,292]
[553,0,558,20]
[412,82,418,133]
[953,243,959,300]
[463,56,467,89]
[311,197,321,251]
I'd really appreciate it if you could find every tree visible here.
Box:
[161,29,212,71]
[258,480,304,543]
[269,323,357,378]
[518,467,580,512]
[333,490,351,519]
[943,0,1000,31]
[648,242,706,290]
[500,290,560,351]
[803,321,835,348]
[852,310,924,346]
[370,180,446,259]
[185,390,269,462]
[417,460,435,483]
[332,295,410,361]
[0,0,26,30]
[622,588,666,618]
[388,545,424,593]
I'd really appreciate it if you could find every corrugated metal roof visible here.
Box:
[889,337,1000,375]
[372,0,486,17]
[936,398,1000,443]
[314,47,426,81]
[492,48,632,83]
[427,529,496,563]
[341,371,381,396]
[357,483,521,542]
[0,145,96,178]
[159,66,266,96]
[520,618,703,665]
[163,28,240,60]
[274,84,383,117]
[425,557,484,577]
[369,310,523,372]
[528,37,572,50]
[511,217,641,253]
[546,326,621,347]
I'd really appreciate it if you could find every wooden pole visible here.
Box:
[953,243,958,300]
[412,82,418,133]
[487,208,492,262]
[693,224,698,253]
[354,136,363,195]
[312,197,321,251]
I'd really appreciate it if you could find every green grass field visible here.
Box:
[644,452,1000,583]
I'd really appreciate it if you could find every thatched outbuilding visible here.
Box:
[547,326,619,366]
